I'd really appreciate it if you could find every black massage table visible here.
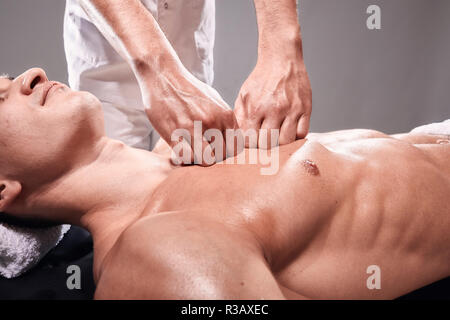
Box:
[0,226,95,300]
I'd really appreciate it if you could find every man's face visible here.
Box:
[0,68,105,184]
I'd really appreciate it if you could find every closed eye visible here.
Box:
[0,76,13,102]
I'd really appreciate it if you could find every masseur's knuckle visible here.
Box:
[268,106,282,119]
[239,90,249,104]
[178,117,194,130]
[302,95,312,111]
[202,114,216,128]
[279,136,293,146]
[277,101,290,114]
[223,109,236,126]
[237,119,248,131]
[234,104,244,119]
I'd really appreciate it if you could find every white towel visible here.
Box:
[0,222,70,278]
[410,119,450,137]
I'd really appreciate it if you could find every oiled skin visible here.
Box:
[95,130,450,299]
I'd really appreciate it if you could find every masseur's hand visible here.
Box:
[143,64,239,166]
[234,0,312,148]
[234,52,312,148]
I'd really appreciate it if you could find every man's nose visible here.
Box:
[20,68,48,95]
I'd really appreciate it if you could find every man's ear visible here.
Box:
[0,180,22,212]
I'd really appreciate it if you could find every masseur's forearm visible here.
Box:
[253,0,303,60]
[78,0,183,86]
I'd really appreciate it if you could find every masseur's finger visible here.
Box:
[222,111,241,158]
[190,132,216,166]
[279,116,298,145]
[168,138,193,166]
[234,99,262,149]
[297,114,311,139]
[239,117,263,149]
[166,124,197,166]
[204,130,227,163]
[258,117,281,149]
[219,132,228,162]
[198,137,216,166]
[224,128,244,158]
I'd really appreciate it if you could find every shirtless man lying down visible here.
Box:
[0,68,449,299]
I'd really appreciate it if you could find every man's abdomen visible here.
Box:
[275,138,450,299]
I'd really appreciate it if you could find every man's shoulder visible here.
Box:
[102,214,173,268]
[93,215,166,298]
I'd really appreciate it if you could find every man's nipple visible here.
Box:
[301,159,320,176]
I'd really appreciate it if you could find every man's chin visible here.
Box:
[77,91,102,111]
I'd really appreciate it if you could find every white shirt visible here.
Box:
[63,0,216,148]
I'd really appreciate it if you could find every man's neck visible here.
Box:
[24,137,173,280]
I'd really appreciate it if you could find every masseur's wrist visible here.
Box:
[257,26,304,62]
[133,51,181,81]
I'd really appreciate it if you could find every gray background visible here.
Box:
[1,0,449,134]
